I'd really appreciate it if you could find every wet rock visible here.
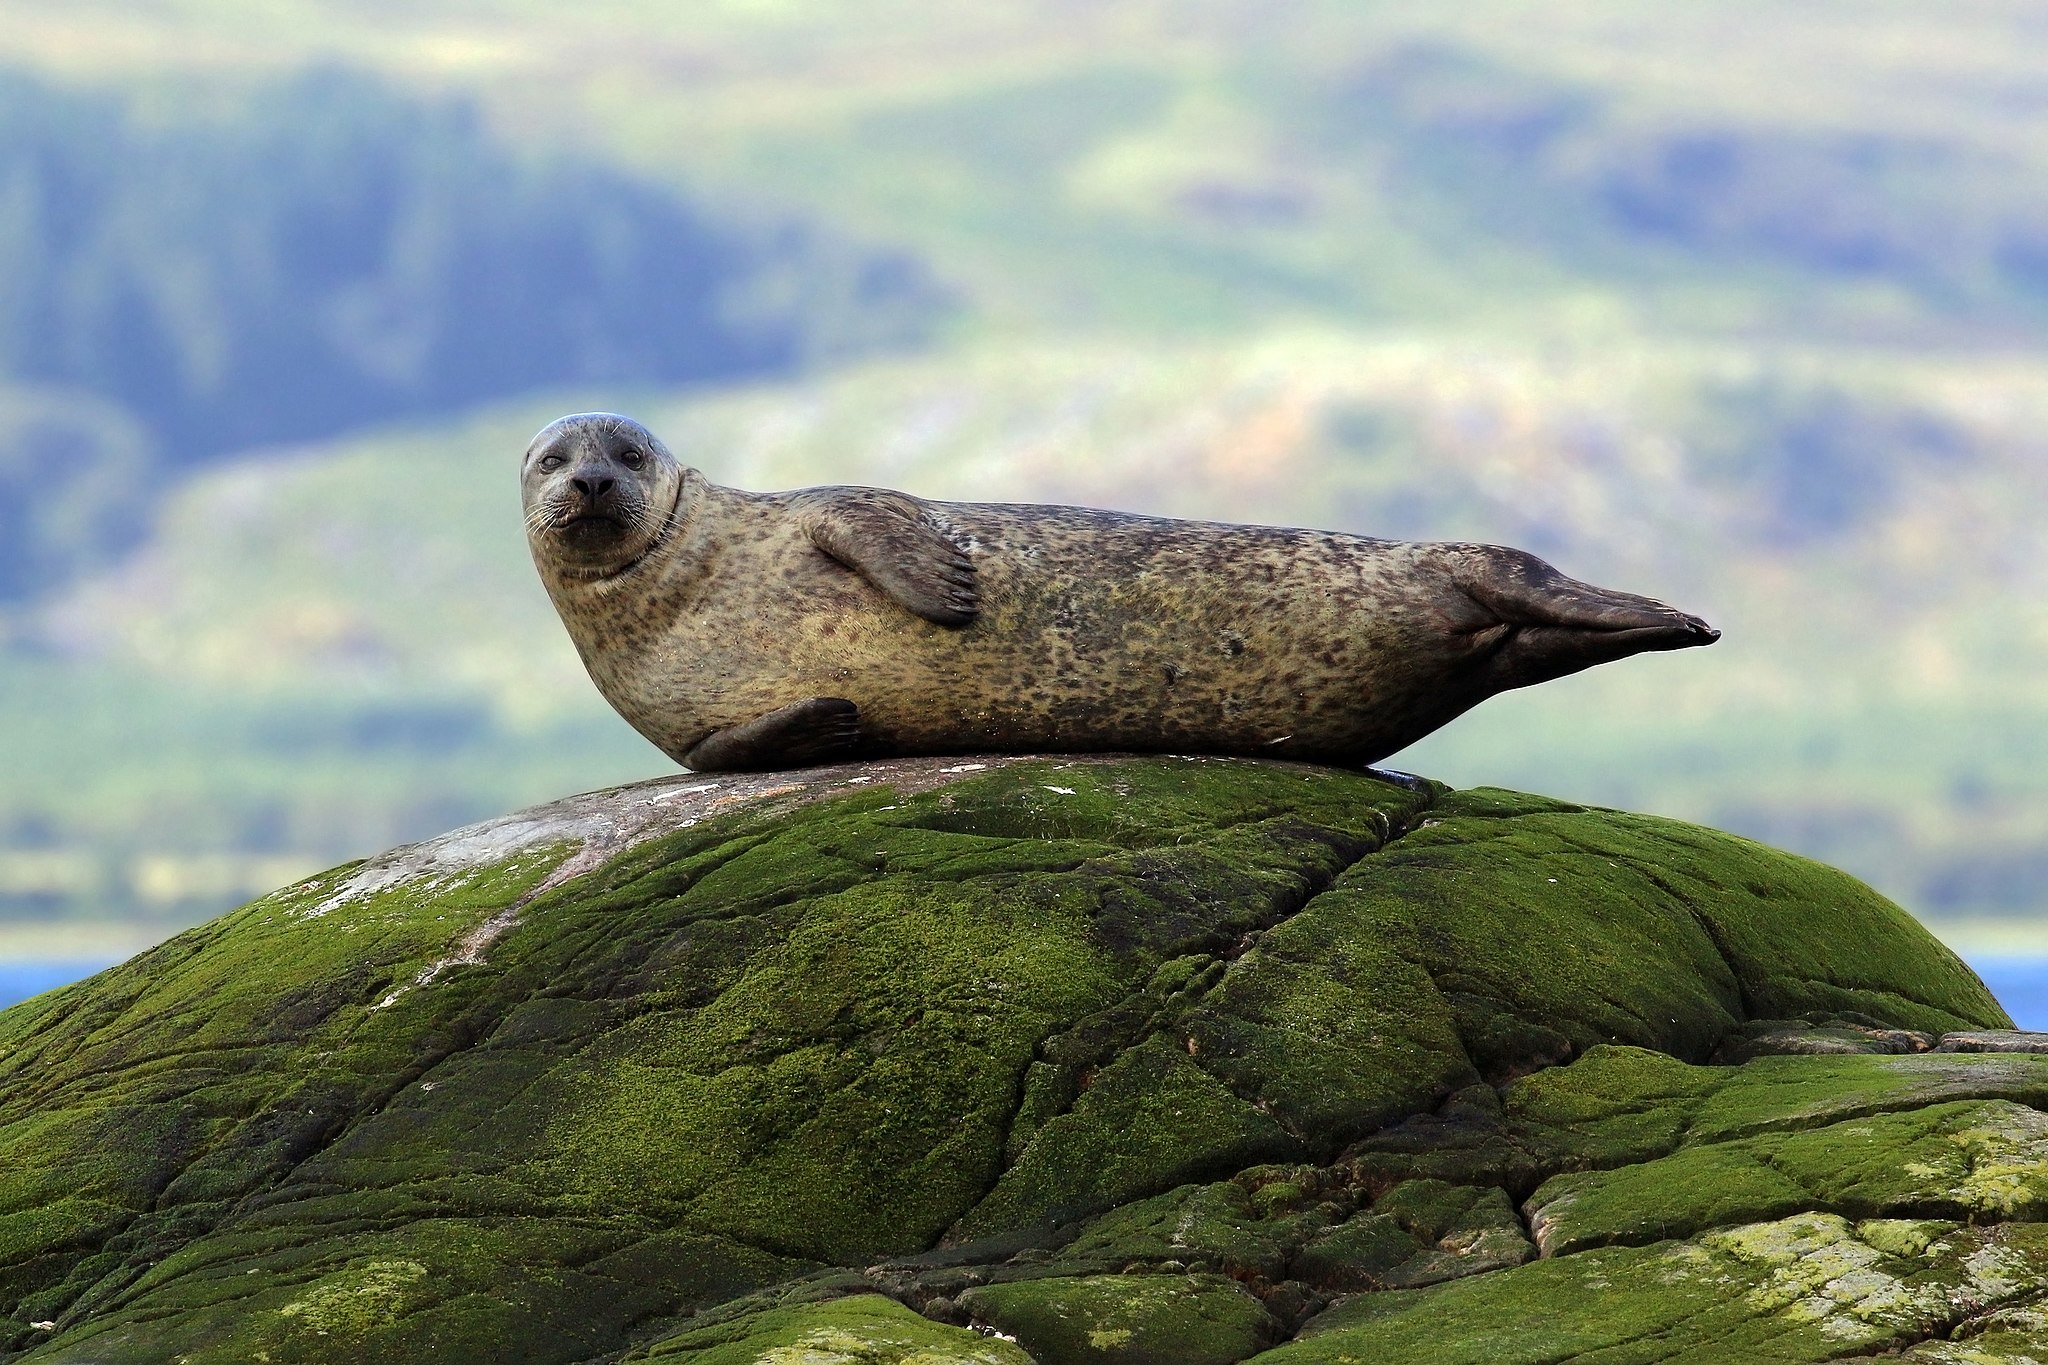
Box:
[1713,1017,1936,1062]
[959,1273,1278,1365]
[1938,1029,2048,1054]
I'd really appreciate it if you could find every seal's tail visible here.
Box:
[1456,545,1718,689]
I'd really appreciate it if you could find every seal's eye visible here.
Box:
[620,448,645,469]
[538,454,565,471]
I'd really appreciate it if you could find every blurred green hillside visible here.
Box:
[0,64,947,599]
[0,0,2043,953]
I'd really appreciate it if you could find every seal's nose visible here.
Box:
[572,475,616,502]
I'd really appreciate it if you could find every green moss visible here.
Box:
[0,758,2023,1362]
[1286,1177,1540,1297]
[1317,791,2006,1080]
[1015,1165,1535,1307]
[1567,810,2009,1032]
[532,879,1120,1261]
[1892,1304,2048,1362]
[961,1273,1277,1365]
[20,1220,807,1364]
[1051,1179,1295,1280]
[627,1293,1033,1363]
[1350,1044,2048,1214]
[1178,900,1475,1145]
[1528,1095,2048,1254]
[1260,1215,2048,1365]
[1289,1214,1423,1291]
[1511,1046,2048,1162]
[274,1257,428,1335]
[958,1034,1296,1238]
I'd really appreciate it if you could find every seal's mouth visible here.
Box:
[544,507,638,541]
[527,473,685,584]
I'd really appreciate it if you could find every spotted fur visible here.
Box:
[522,414,1718,772]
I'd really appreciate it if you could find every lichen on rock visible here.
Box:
[1267,1213,2048,1363]
[0,755,2038,1363]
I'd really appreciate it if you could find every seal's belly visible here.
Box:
[606,521,1473,763]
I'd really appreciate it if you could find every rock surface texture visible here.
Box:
[0,756,2041,1363]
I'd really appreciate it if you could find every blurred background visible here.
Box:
[0,0,2042,1023]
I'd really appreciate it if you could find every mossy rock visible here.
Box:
[0,754,2037,1364]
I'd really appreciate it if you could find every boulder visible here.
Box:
[0,755,2038,1363]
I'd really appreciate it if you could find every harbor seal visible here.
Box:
[522,412,1718,772]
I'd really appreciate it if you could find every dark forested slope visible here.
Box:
[0,67,948,599]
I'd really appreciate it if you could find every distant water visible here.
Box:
[1,956,2045,1027]
[0,960,115,1010]
[1968,957,2048,1031]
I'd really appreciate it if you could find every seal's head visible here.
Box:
[521,413,688,580]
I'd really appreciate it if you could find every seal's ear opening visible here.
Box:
[636,426,681,468]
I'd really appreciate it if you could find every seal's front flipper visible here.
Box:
[1456,545,1718,690]
[681,697,861,772]
[803,489,979,627]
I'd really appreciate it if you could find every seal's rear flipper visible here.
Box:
[803,489,980,627]
[1457,546,1718,689]
[681,696,861,772]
